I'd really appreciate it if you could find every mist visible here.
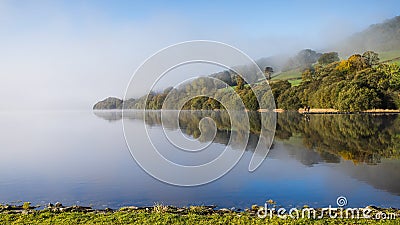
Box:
[0,1,398,110]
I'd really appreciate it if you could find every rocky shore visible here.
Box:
[1,202,399,218]
[1,202,399,224]
[0,203,233,215]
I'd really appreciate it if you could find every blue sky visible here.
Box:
[3,0,399,51]
[0,0,399,109]
[5,1,398,35]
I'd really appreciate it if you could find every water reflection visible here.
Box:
[0,111,399,209]
[94,110,400,165]
[277,112,400,164]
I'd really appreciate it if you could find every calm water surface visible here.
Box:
[0,110,399,209]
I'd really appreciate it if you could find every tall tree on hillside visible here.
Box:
[337,54,369,74]
[362,51,380,66]
[264,66,274,80]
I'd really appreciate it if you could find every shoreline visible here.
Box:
[94,108,400,114]
[1,202,399,224]
[1,202,399,215]
[299,109,400,114]
[263,108,400,114]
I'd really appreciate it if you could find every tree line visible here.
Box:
[94,51,400,112]
[273,51,400,111]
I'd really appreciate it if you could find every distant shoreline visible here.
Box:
[93,108,400,114]
[298,109,400,114]
[264,108,400,114]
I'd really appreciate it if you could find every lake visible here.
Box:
[0,110,399,210]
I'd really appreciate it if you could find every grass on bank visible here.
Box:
[0,210,399,225]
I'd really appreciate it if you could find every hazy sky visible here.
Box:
[0,0,399,110]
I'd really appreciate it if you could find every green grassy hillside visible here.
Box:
[271,69,302,81]
[379,50,400,66]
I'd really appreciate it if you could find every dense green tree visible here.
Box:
[377,63,400,89]
[277,86,302,110]
[318,52,339,65]
[336,54,369,76]
[362,51,380,66]
[270,80,291,96]
[283,49,322,71]
[93,97,123,109]
[240,89,259,111]
[235,75,245,91]
[336,82,382,111]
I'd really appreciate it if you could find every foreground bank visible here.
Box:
[1,203,399,224]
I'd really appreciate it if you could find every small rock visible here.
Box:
[55,202,63,207]
[219,208,231,212]
[176,208,185,213]
[119,206,138,211]
[366,205,380,210]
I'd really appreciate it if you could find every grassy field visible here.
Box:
[271,68,302,81]
[288,78,302,86]
[0,210,399,225]
[379,50,400,61]
[378,50,400,66]
[270,67,303,88]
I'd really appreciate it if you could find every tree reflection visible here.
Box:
[93,110,400,164]
[276,112,400,164]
